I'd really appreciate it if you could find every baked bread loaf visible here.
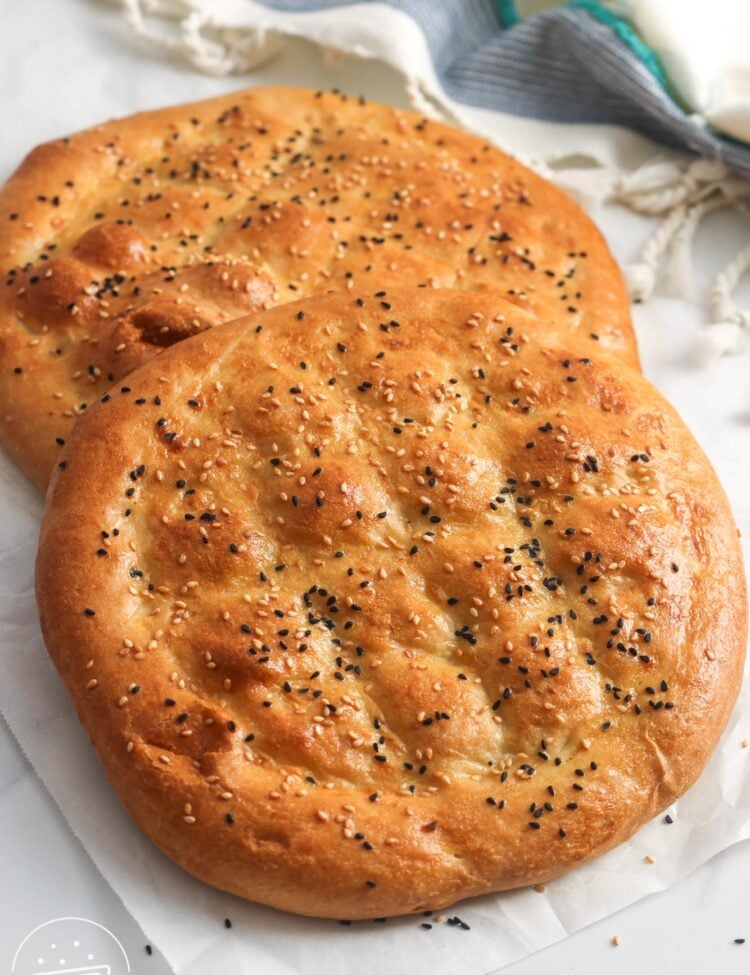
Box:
[36,287,743,919]
[0,86,634,489]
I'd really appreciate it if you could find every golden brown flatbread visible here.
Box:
[36,288,742,919]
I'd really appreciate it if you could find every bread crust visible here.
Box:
[36,288,743,919]
[0,87,634,488]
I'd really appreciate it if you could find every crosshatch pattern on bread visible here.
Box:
[36,288,744,919]
[0,86,634,488]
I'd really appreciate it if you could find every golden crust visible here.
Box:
[36,287,743,919]
[0,86,634,489]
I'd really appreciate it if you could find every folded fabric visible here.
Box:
[629,0,750,145]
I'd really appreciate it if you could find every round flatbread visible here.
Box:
[1,86,634,488]
[36,287,743,919]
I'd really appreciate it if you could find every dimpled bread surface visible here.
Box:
[36,288,744,918]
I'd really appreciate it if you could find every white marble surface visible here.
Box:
[1,1,749,972]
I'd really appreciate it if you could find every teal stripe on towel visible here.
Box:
[568,0,671,93]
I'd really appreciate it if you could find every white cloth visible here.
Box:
[632,0,750,143]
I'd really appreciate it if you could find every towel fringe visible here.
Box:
[617,163,750,358]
